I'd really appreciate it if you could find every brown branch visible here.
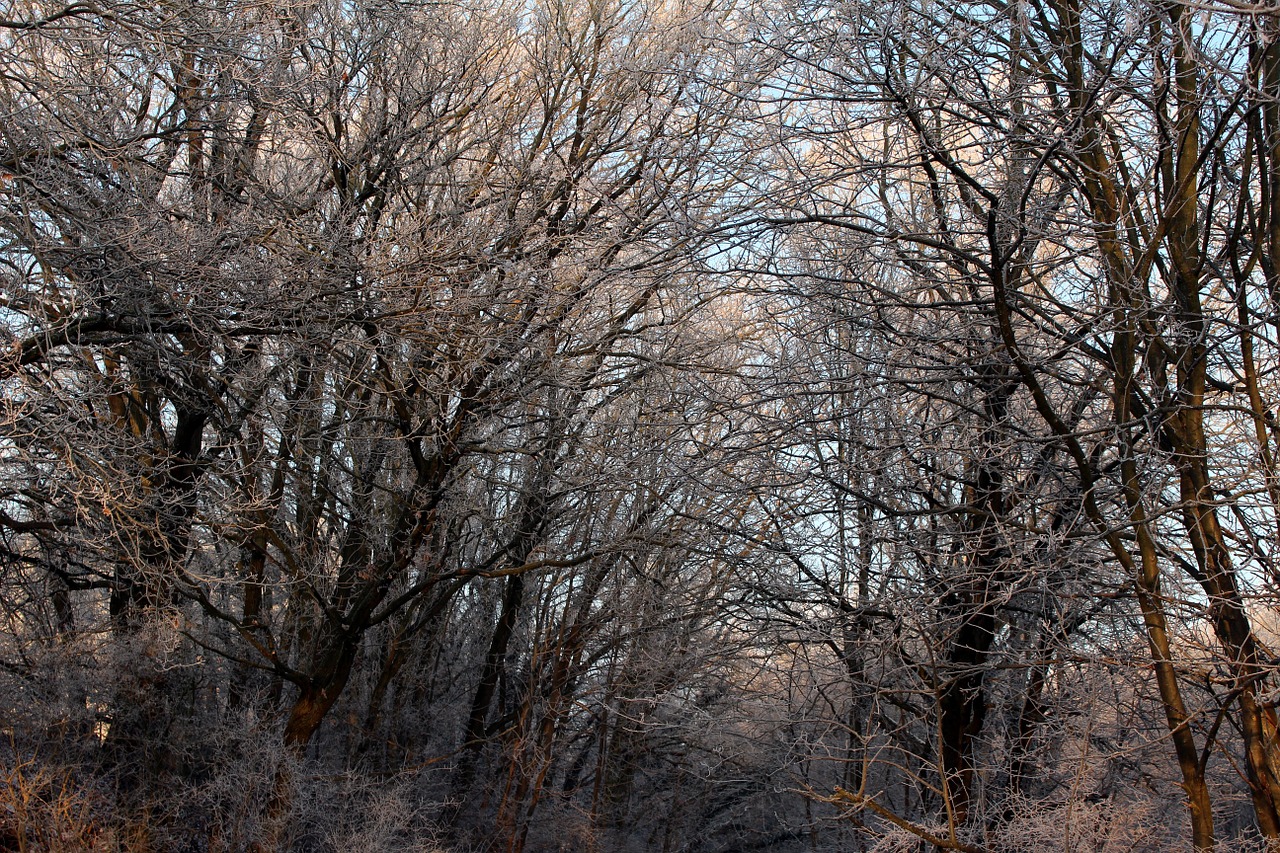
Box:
[829,787,987,853]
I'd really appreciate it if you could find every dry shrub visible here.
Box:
[0,753,108,852]
[237,761,447,853]
[989,797,1175,853]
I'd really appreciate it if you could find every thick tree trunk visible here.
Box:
[282,639,360,750]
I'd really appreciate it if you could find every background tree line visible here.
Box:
[3,0,1280,850]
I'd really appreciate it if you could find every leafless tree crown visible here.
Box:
[3,0,1280,851]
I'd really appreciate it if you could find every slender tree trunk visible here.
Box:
[443,573,527,828]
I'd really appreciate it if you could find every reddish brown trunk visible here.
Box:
[282,642,358,750]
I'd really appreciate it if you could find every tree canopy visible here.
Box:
[4,0,1280,851]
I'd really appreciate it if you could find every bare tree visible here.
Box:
[748,0,1280,848]
[9,0,1280,850]
[0,0,767,844]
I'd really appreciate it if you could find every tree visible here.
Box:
[0,0,764,842]
[8,0,1280,850]
[748,0,1280,848]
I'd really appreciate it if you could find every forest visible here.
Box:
[3,0,1280,850]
